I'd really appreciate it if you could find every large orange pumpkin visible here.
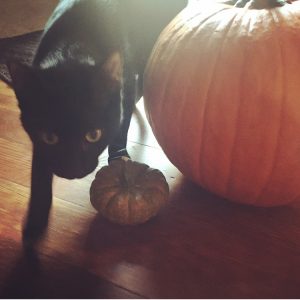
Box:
[144,0,300,206]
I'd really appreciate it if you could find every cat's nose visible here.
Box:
[54,166,92,179]
[53,155,97,179]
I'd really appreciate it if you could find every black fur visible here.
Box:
[8,0,187,246]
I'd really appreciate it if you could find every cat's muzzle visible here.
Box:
[51,158,98,179]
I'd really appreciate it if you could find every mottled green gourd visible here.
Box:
[90,160,169,225]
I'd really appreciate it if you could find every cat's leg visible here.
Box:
[22,147,53,248]
[108,70,138,162]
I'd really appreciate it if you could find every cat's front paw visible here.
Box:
[108,148,131,164]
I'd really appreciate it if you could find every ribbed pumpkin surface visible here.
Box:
[144,0,300,206]
[90,160,169,224]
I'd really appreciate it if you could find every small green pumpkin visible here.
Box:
[90,160,169,225]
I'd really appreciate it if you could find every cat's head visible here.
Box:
[8,52,123,179]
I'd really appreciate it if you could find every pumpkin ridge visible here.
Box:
[143,189,165,216]
[181,5,231,27]
[153,55,178,164]
[145,6,232,173]
[173,7,230,171]
[141,185,169,198]
[165,8,233,179]
[173,7,228,183]
[225,9,255,197]
[133,164,152,181]
[90,188,119,212]
[178,30,209,180]
[92,184,121,195]
[103,189,130,222]
[142,191,159,218]
[198,9,241,187]
[155,24,196,166]
[143,188,162,212]
[255,7,286,203]
[127,187,154,224]
[135,177,168,194]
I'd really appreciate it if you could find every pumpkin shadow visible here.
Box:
[83,213,161,253]
[83,177,298,253]
[80,178,300,298]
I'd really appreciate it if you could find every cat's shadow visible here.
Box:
[0,244,115,298]
[0,248,42,298]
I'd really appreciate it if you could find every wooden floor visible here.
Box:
[0,79,300,298]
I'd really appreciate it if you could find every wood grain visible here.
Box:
[0,80,300,298]
[0,0,58,38]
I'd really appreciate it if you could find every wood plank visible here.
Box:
[0,103,30,145]
[1,80,300,298]
[1,173,300,298]
[0,240,142,299]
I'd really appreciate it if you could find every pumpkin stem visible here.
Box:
[234,0,290,8]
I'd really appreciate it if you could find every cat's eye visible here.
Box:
[40,132,59,145]
[85,129,102,143]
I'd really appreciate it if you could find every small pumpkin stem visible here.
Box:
[234,0,289,8]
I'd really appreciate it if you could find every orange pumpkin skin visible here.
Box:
[144,1,300,206]
[90,160,169,225]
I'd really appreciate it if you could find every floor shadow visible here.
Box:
[0,245,138,299]
[83,177,299,255]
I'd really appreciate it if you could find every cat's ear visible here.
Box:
[7,61,35,91]
[102,51,123,83]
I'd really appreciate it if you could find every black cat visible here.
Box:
[8,0,187,247]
